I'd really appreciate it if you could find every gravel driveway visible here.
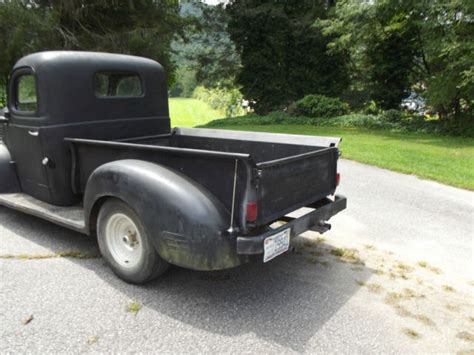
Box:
[1,159,473,353]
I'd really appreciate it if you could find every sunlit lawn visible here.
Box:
[169,98,223,127]
[206,124,474,190]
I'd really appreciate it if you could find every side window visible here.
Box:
[16,74,37,112]
[94,72,142,97]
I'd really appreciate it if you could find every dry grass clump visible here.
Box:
[428,265,442,274]
[384,291,434,326]
[417,261,428,268]
[414,314,435,326]
[87,336,99,345]
[442,285,456,292]
[402,288,425,299]
[415,259,442,274]
[126,300,142,315]
[445,303,461,312]
[457,331,474,343]
[385,292,404,304]
[395,262,414,273]
[402,328,420,339]
[0,251,98,260]
[330,248,364,265]
[366,283,384,294]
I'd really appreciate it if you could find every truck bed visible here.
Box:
[138,128,341,224]
[67,127,340,230]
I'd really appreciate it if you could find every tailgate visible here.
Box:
[254,147,339,225]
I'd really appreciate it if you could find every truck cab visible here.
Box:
[3,51,169,205]
[0,51,346,284]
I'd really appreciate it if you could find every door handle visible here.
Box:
[28,130,39,136]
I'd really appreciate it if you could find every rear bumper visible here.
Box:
[236,195,347,255]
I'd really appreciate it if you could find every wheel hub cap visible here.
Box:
[105,213,143,268]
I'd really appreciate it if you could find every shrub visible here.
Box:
[0,86,6,108]
[381,109,404,123]
[288,94,350,118]
[361,100,383,115]
[192,86,247,117]
[201,112,389,129]
[439,115,474,137]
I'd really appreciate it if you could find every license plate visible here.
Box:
[263,228,291,263]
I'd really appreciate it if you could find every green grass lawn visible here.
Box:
[206,125,474,190]
[169,98,223,127]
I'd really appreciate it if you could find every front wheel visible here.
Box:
[97,199,169,284]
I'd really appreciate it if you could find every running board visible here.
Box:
[0,193,86,233]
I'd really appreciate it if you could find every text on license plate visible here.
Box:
[263,228,291,263]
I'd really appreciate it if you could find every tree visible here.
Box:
[42,0,184,85]
[0,0,185,90]
[192,2,241,88]
[317,1,418,110]
[365,15,417,109]
[227,0,349,114]
[319,0,474,119]
[170,0,241,95]
[0,1,59,105]
[418,0,474,121]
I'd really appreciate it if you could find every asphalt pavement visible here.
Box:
[1,159,473,353]
[328,159,473,279]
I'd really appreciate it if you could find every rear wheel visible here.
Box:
[97,199,168,284]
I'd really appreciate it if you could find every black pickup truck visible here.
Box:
[0,51,346,284]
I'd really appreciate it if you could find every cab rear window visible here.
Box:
[94,72,143,98]
[16,74,37,112]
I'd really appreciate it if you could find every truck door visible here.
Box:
[6,69,50,202]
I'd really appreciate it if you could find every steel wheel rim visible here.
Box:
[105,213,143,268]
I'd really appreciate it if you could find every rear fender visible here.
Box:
[0,144,20,193]
[84,159,245,270]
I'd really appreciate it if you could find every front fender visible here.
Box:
[84,159,246,270]
[0,144,20,193]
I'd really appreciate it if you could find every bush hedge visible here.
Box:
[193,86,246,117]
[288,94,349,118]
[202,111,474,137]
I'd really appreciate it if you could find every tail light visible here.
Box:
[336,172,341,186]
[246,202,258,222]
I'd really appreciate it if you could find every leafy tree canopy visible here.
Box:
[0,2,58,88]
[226,0,350,114]
[171,0,241,97]
[0,0,185,90]
[319,0,474,119]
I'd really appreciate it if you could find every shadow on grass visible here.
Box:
[0,206,373,351]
